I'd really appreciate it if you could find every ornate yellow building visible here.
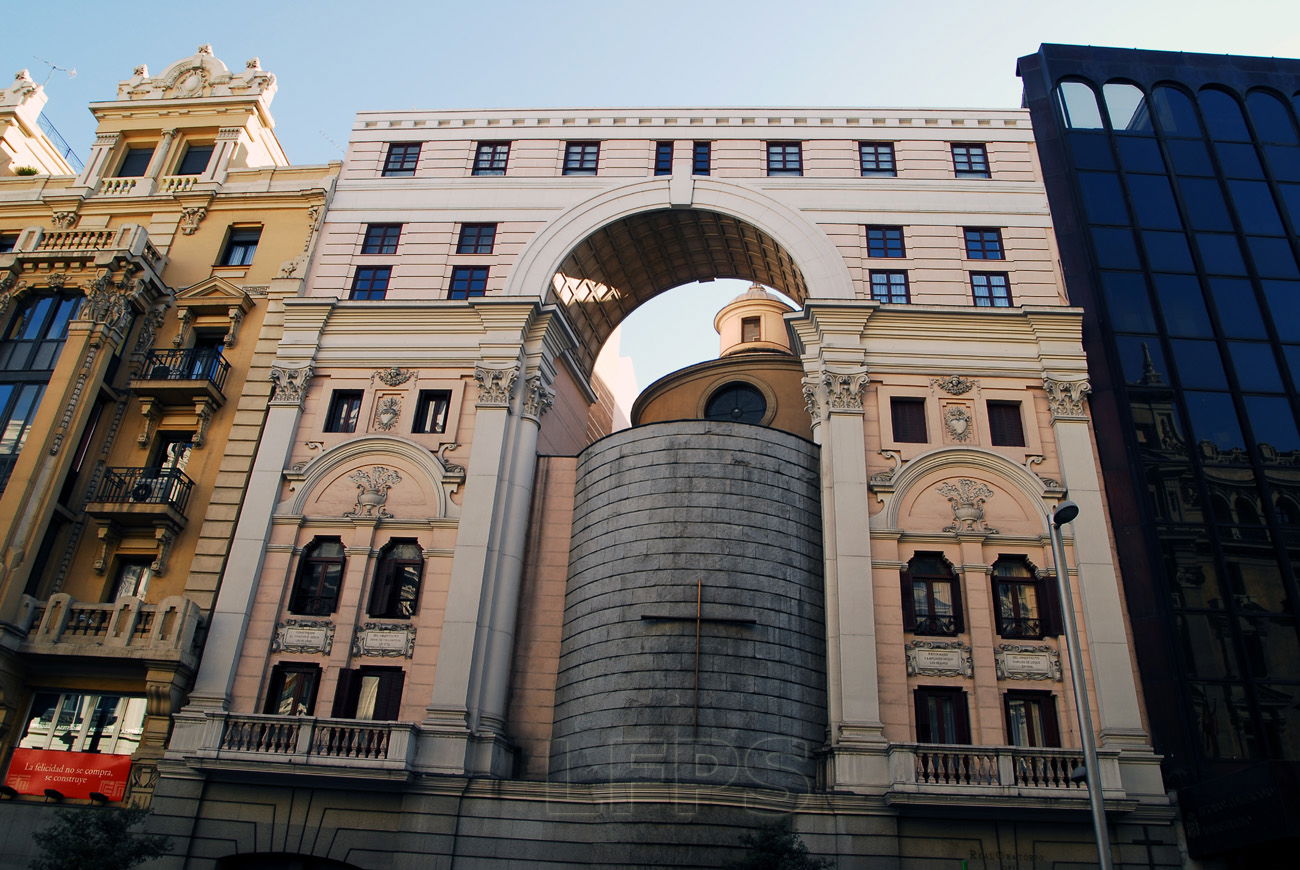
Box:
[0,47,337,821]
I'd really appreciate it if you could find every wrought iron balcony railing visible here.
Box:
[139,347,231,393]
[92,466,195,513]
[996,616,1044,639]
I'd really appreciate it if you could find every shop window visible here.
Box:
[17,691,146,755]
[289,538,345,616]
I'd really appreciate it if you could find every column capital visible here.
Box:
[521,373,555,422]
[1043,376,1091,421]
[474,364,519,409]
[269,364,313,407]
[802,367,870,424]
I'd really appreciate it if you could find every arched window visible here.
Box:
[1055,80,1104,130]
[703,381,766,425]
[992,556,1059,639]
[289,538,345,615]
[1151,86,1202,138]
[1103,81,1154,134]
[1199,88,1251,142]
[368,539,423,618]
[901,552,962,636]
[1246,90,1299,144]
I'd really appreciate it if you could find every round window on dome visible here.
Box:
[704,382,767,425]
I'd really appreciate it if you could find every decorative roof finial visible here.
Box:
[197,44,214,56]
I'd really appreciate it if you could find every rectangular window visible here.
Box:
[175,144,213,176]
[382,142,421,177]
[693,141,712,176]
[219,227,261,267]
[952,143,991,178]
[767,142,803,176]
[963,228,1005,259]
[654,141,674,175]
[412,390,451,434]
[264,664,320,716]
[902,553,963,636]
[741,316,761,343]
[987,400,1026,447]
[971,272,1012,307]
[867,226,906,258]
[891,397,927,443]
[993,556,1059,639]
[0,233,17,253]
[472,141,510,176]
[361,224,402,255]
[18,691,146,755]
[456,223,497,254]
[563,142,600,175]
[870,270,910,303]
[915,687,970,744]
[350,266,391,300]
[111,556,153,601]
[449,266,488,299]
[1004,691,1060,747]
[331,667,405,721]
[325,390,363,433]
[115,146,154,178]
[859,141,897,177]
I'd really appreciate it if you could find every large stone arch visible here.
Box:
[503,177,857,374]
[881,446,1055,534]
[281,435,456,519]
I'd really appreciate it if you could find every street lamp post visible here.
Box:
[1049,500,1113,870]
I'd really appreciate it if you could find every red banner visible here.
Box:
[4,749,131,800]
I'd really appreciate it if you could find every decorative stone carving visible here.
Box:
[823,369,869,411]
[93,524,119,575]
[995,644,1062,681]
[273,619,334,655]
[932,375,976,395]
[269,365,312,406]
[172,308,193,348]
[474,364,518,408]
[277,256,305,278]
[345,466,401,519]
[939,478,998,534]
[373,367,414,386]
[83,270,132,331]
[352,623,417,658]
[522,374,555,420]
[46,273,68,290]
[905,640,974,678]
[1025,455,1063,490]
[51,211,78,230]
[943,405,974,442]
[374,396,401,430]
[869,449,903,485]
[437,442,465,477]
[224,305,244,347]
[801,379,819,420]
[1043,377,1092,421]
[193,400,214,448]
[179,206,207,235]
[137,398,161,447]
[151,527,175,576]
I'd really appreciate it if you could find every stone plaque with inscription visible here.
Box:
[995,644,1062,681]
[272,619,334,655]
[352,622,416,658]
[905,640,973,677]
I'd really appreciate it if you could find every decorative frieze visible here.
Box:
[1043,377,1091,421]
[995,644,1062,681]
[932,375,976,395]
[905,640,974,678]
[474,364,518,408]
[939,478,998,534]
[345,466,401,519]
[352,623,416,658]
[269,365,312,406]
[273,619,334,655]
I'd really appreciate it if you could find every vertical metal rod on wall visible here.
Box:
[1050,500,1114,870]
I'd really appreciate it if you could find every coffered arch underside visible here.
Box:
[503,178,858,376]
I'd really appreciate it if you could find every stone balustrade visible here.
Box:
[20,593,203,668]
[888,743,1124,800]
[197,714,415,773]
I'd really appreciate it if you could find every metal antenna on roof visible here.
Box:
[32,57,77,87]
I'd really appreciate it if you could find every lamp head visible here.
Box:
[1053,500,1080,526]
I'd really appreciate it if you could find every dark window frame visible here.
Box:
[0,233,17,253]
[952,143,991,178]
[563,142,600,175]
[891,396,928,443]
[740,316,761,344]
[472,141,510,176]
[219,227,261,267]
[859,141,897,176]
[331,666,405,721]
[692,141,712,176]
[361,224,402,255]
[992,555,1060,639]
[324,390,363,434]
[264,663,321,716]
[1004,690,1061,747]
[915,686,971,744]
[114,146,155,178]
[766,141,803,176]
[654,141,674,175]
[449,266,489,299]
[367,539,424,619]
[382,142,421,177]
[971,272,1012,307]
[867,226,906,258]
[289,538,346,617]
[175,143,214,176]
[412,389,451,434]
[350,266,392,300]
[963,227,1005,259]
[901,552,964,636]
[456,223,497,254]
[987,400,1026,447]
[870,269,911,303]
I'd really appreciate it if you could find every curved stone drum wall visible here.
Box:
[549,421,825,790]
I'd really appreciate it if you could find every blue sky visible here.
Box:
[9,0,1300,400]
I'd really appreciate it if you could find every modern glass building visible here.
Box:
[1019,45,1300,863]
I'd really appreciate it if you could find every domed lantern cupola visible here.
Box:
[713,283,795,357]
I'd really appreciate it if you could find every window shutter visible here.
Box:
[1040,573,1064,636]
[891,398,927,443]
[332,668,360,718]
[1042,695,1062,747]
[988,401,1026,446]
[953,691,972,744]
[369,561,394,618]
[374,670,406,721]
[950,571,966,633]
[913,690,931,743]
[900,567,916,630]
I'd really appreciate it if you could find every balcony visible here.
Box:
[86,466,195,529]
[4,224,166,285]
[182,713,415,780]
[19,593,203,669]
[887,743,1130,810]
[131,347,230,405]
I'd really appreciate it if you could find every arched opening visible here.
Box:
[549,208,810,377]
